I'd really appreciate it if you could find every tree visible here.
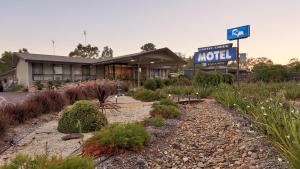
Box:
[69,43,99,58]
[141,43,156,52]
[18,48,29,53]
[241,57,273,70]
[0,48,29,73]
[252,63,287,82]
[101,46,113,58]
[287,58,300,72]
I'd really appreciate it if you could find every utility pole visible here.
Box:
[83,30,87,45]
[52,40,55,55]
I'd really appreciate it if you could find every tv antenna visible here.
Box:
[83,30,87,45]
[51,40,55,55]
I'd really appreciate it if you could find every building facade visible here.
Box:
[13,48,185,88]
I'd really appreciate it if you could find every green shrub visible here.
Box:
[143,79,157,90]
[133,89,166,101]
[86,122,150,151]
[7,84,26,92]
[194,86,214,98]
[162,79,172,86]
[58,100,107,133]
[222,73,234,84]
[145,115,165,127]
[143,79,165,90]
[193,71,234,86]
[150,105,181,118]
[153,98,178,108]
[252,63,287,82]
[0,154,95,169]
[284,85,300,100]
[34,81,44,90]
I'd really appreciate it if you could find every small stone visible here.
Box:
[183,157,189,162]
[217,148,224,152]
[197,162,204,167]
[251,153,258,159]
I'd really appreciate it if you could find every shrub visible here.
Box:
[222,73,234,84]
[42,90,65,111]
[0,154,95,169]
[34,81,44,90]
[58,100,107,133]
[153,99,178,108]
[64,87,84,105]
[133,89,166,101]
[85,122,149,154]
[150,105,181,118]
[145,115,165,127]
[7,84,26,92]
[0,115,7,137]
[284,85,300,100]
[144,79,157,90]
[193,71,234,86]
[252,63,287,82]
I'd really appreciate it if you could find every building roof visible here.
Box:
[14,48,186,65]
[15,53,100,64]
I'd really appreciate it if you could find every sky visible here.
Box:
[0,0,299,64]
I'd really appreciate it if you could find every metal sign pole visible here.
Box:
[236,39,240,87]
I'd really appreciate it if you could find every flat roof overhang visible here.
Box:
[94,48,186,66]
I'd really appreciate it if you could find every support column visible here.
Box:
[137,64,141,88]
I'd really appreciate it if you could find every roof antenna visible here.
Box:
[52,40,55,55]
[83,30,87,45]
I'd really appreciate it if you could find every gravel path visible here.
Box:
[0,96,152,164]
[99,99,290,169]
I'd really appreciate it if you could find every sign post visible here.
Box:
[227,25,250,86]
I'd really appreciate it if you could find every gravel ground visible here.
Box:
[0,96,152,164]
[98,99,290,169]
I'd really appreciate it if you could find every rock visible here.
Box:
[136,156,148,168]
[171,143,181,150]
[61,133,83,141]
[197,162,204,168]
[251,153,258,159]
[183,157,189,162]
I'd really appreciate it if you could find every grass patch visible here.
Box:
[84,122,150,156]
[0,154,95,169]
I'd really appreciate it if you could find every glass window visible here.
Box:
[82,65,90,75]
[32,63,43,74]
[54,64,63,74]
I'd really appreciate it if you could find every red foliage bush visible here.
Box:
[82,144,114,157]
[42,90,65,111]
[0,112,8,137]
[63,87,84,105]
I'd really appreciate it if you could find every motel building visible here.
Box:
[3,48,185,89]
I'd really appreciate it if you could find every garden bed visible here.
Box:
[97,99,289,169]
[0,96,152,164]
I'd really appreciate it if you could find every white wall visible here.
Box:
[16,59,30,87]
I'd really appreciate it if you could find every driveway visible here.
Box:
[0,92,30,105]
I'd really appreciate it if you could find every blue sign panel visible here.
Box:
[194,47,237,63]
[227,25,250,40]
[198,43,232,52]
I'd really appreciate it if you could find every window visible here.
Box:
[54,64,63,74]
[82,65,90,75]
[32,63,43,74]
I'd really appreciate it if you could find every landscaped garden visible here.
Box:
[0,72,299,168]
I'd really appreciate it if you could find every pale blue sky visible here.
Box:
[0,0,299,64]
